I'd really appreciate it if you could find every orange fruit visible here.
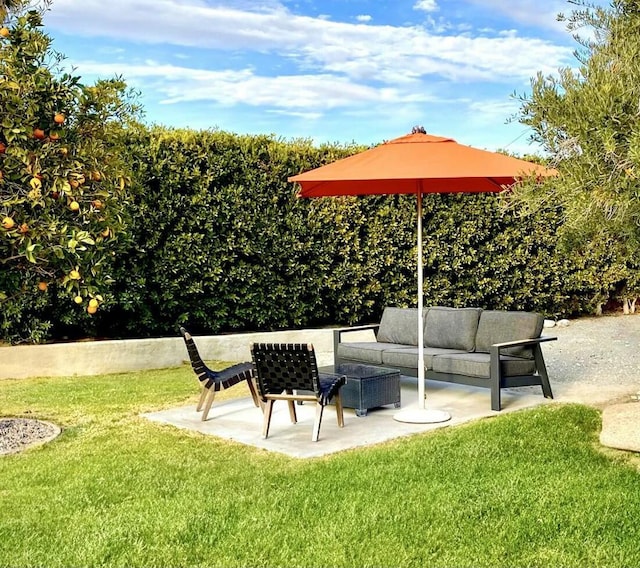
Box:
[69,269,81,280]
[0,142,6,154]
[33,128,46,140]
[74,295,83,304]
[88,298,99,309]
[38,281,48,291]
[87,304,98,315]
[2,216,15,230]
[92,199,103,209]
[69,179,79,189]
[91,171,102,182]
[69,201,80,211]
[49,132,60,141]
[19,222,29,234]
[0,27,9,38]
[53,113,65,124]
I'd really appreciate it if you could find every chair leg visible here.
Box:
[247,377,260,407]
[196,387,208,412]
[312,403,324,442]
[201,388,216,421]
[334,394,344,428]
[287,400,298,424]
[262,399,274,439]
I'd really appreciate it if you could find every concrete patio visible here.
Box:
[143,377,553,458]
[142,312,640,458]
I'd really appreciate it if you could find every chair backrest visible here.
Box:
[179,326,209,384]
[250,343,320,397]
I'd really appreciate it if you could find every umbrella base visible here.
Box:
[393,407,451,424]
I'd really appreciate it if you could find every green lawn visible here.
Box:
[1,366,639,568]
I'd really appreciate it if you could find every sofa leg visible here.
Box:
[491,385,501,411]
[490,346,502,411]
[534,345,554,399]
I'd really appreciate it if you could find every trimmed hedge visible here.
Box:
[2,127,636,343]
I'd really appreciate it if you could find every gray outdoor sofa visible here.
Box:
[333,306,556,411]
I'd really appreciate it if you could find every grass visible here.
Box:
[1,366,640,567]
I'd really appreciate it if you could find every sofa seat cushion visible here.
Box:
[475,311,544,358]
[376,307,419,346]
[337,342,407,365]
[431,352,536,379]
[382,347,467,370]
[424,306,482,351]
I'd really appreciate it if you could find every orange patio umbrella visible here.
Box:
[289,130,555,423]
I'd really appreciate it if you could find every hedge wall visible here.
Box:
[2,127,635,343]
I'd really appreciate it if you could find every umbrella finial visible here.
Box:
[411,125,427,134]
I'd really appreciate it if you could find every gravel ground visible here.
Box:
[0,418,61,456]
[543,314,640,384]
[2,314,639,455]
[525,313,640,407]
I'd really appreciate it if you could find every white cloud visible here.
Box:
[70,60,437,112]
[467,99,521,124]
[96,46,126,55]
[460,0,567,31]
[303,28,568,85]
[414,0,439,12]
[44,0,571,87]
[266,109,324,120]
[45,0,306,51]
[40,0,578,148]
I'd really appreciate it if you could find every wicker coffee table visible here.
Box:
[319,363,401,417]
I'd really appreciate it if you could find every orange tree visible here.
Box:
[0,6,141,342]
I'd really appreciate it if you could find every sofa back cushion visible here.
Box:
[376,307,419,346]
[424,307,482,352]
[475,310,544,358]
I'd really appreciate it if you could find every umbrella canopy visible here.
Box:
[290,132,552,197]
[289,131,555,423]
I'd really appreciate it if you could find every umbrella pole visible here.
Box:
[394,189,451,424]
[417,187,426,409]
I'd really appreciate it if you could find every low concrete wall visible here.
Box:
[0,327,376,380]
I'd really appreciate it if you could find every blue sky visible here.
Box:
[39,0,596,154]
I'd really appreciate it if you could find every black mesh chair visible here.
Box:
[180,327,259,421]
[250,343,346,442]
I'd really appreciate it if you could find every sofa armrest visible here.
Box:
[333,324,380,366]
[489,336,556,379]
[487,335,556,410]
[333,324,380,344]
[490,336,557,351]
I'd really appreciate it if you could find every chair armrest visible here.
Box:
[318,371,348,382]
[333,324,380,344]
[491,336,557,350]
